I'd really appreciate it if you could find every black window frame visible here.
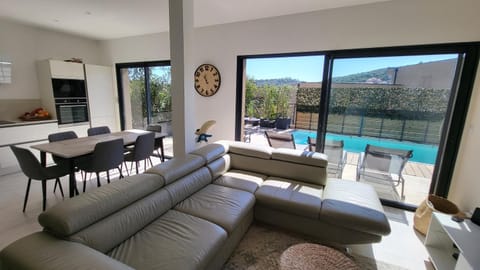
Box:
[115,60,171,131]
[235,42,480,210]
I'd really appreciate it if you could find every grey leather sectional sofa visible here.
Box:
[0,141,390,270]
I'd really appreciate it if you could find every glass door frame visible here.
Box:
[115,60,171,131]
[235,42,480,210]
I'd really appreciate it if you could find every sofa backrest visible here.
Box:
[190,142,230,180]
[39,153,212,254]
[39,173,165,237]
[38,173,167,253]
[227,142,328,186]
[146,154,205,185]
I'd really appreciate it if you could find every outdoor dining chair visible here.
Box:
[265,131,296,149]
[10,145,68,211]
[356,144,413,199]
[307,137,347,178]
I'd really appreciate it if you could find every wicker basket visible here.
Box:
[413,194,460,235]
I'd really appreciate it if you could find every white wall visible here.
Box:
[0,18,102,100]
[100,0,480,211]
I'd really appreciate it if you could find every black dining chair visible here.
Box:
[76,138,124,192]
[10,145,68,212]
[124,132,155,175]
[146,125,165,162]
[87,126,111,136]
[48,131,78,193]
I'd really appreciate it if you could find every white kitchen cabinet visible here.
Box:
[0,121,58,176]
[84,64,118,132]
[49,60,85,79]
[37,60,118,131]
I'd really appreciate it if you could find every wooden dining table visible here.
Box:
[31,129,167,198]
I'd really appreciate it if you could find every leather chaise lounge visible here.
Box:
[0,141,390,270]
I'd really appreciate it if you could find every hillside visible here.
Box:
[253,68,392,86]
[332,68,391,84]
[253,77,301,86]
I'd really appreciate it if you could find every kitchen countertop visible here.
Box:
[0,119,58,128]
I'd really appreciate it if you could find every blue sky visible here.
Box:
[246,54,458,82]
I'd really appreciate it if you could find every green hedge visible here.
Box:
[296,87,450,120]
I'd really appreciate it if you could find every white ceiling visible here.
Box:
[0,0,391,40]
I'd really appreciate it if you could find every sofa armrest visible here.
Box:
[0,232,133,270]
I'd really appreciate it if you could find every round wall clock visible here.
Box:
[194,64,221,97]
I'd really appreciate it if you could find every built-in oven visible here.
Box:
[51,78,89,124]
[55,98,89,125]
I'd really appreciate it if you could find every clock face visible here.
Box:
[194,64,221,97]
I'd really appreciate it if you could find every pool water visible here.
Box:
[292,130,438,164]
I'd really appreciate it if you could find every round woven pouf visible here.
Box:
[280,243,359,270]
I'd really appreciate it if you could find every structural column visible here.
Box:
[169,0,195,156]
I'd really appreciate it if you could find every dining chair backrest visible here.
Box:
[265,131,296,149]
[48,131,78,142]
[10,146,47,180]
[89,138,124,172]
[87,126,111,136]
[131,132,155,161]
[48,131,78,165]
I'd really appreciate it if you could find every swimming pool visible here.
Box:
[292,130,438,164]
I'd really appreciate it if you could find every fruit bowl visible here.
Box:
[19,108,52,121]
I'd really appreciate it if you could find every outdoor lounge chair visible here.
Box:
[356,144,413,200]
[265,131,296,149]
[307,137,347,178]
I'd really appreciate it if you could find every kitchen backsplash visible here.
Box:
[0,99,43,121]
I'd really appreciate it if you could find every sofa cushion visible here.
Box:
[146,154,205,184]
[175,184,255,233]
[213,169,266,193]
[39,173,164,237]
[255,177,323,219]
[190,142,229,163]
[109,210,227,270]
[320,179,391,236]
[272,148,328,167]
[228,141,272,159]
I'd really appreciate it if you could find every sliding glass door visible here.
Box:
[236,43,479,209]
[326,55,459,204]
[116,61,173,158]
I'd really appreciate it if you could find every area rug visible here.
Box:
[223,223,407,270]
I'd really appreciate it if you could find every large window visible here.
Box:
[116,61,173,158]
[236,43,479,209]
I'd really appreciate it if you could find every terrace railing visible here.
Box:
[295,111,442,144]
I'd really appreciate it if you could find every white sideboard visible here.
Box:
[425,212,480,270]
